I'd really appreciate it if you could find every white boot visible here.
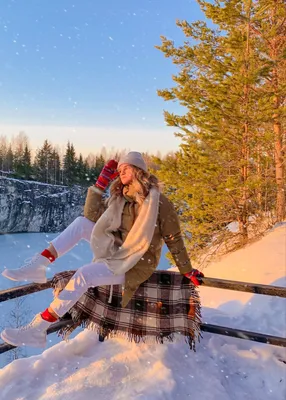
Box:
[2,253,51,283]
[0,314,52,348]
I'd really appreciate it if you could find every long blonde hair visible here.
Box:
[109,166,161,198]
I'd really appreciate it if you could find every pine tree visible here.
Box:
[63,142,78,185]
[93,154,106,181]
[96,154,105,171]
[10,132,30,178]
[5,146,14,172]
[21,144,33,179]
[155,0,281,259]
[0,136,8,173]
[76,153,89,185]
[50,148,61,185]
[251,0,286,221]
[198,0,286,222]
[34,140,53,183]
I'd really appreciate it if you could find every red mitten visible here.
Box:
[95,160,119,190]
[184,269,204,286]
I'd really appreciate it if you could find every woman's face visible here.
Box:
[118,163,135,185]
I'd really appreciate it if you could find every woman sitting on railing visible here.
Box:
[1,151,203,348]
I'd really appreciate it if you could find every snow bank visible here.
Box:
[0,327,285,400]
[0,224,285,399]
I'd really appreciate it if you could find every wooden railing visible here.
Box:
[1,277,285,303]
[0,276,285,354]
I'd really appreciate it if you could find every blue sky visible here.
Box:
[0,0,204,156]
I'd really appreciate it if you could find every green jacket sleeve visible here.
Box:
[83,186,106,223]
[159,194,192,274]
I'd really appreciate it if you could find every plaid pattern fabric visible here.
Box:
[51,270,202,351]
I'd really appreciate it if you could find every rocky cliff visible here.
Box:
[0,177,87,233]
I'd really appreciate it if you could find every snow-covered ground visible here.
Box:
[0,224,285,399]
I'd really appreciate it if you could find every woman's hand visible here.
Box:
[184,269,204,286]
[95,160,119,190]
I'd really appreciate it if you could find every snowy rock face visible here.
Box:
[0,177,87,233]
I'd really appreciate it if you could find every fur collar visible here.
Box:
[123,181,146,206]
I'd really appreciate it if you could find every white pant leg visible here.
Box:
[51,216,95,257]
[50,262,125,317]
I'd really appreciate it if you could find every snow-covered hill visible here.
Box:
[0,224,285,399]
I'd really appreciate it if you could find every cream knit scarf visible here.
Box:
[90,186,160,276]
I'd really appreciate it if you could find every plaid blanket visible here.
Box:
[51,270,202,351]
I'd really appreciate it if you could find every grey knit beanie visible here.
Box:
[118,151,147,172]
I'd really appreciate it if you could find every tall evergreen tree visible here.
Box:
[34,140,53,183]
[0,136,8,173]
[198,0,286,222]
[96,154,105,171]
[155,0,282,259]
[20,144,33,179]
[93,154,106,181]
[251,0,286,221]
[11,132,30,178]
[50,148,61,185]
[5,146,14,172]
[63,142,77,185]
[76,153,89,185]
